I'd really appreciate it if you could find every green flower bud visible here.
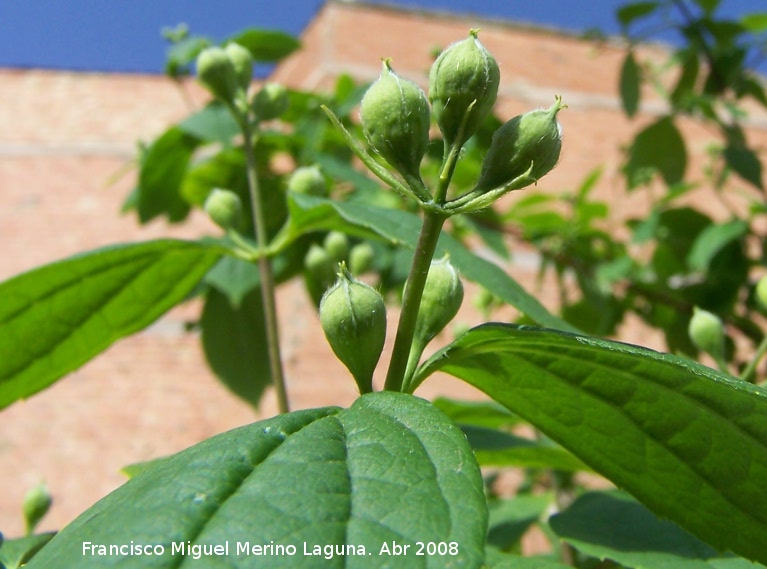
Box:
[403,257,464,390]
[204,188,243,231]
[476,95,565,193]
[414,257,464,346]
[349,242,375,275]
[287,165,328,196]
[360,59,430,181]
[224,43,254,91]
[319,266,386,393]
[323,231,349,263]
[429,30,500,148]
[472,287,497,318]
[23,481,52,535]
[304,244,336,307]
[689,306,725,360]
[252,83,289,120]
[196,46,240,104]
[756,275,767,312]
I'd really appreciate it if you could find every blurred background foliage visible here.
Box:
[125,0,767,409]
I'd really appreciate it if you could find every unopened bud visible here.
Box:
[224,43,254,91]
[196,46,240,104]
[23,482,52,535]
[756,275,767,312]
[414,257,464,346]
[304,244,336,307]
[204,188,243,231]
[287,165,328,197]
[349,242,375,275]
[323,231,350,263]
[475,95,565,193]
[319,266,386,393]
[252,83,289,120]
[688,306,725,359]
[429,30,500,148]
[360,59,430,181]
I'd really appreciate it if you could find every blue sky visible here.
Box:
[0,1,764,74]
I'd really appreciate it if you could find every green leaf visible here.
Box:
[179,147,247,207]
[27,393,487,568]
[0,533,56,569]
[0,240,222,409]
[741,13,767,33]
[626,116,687,187]
[462,425,588,471]
[575,166,603,201]
[279,194,579,333]
[462,214,511,260]
[694,0,721,15]
[487,494,551,552]
[178,103,240,144]
[617,2,660,28]
[204,255,262,307]
[227,29,300,62]
[485,551,572,569]
[201,287,271,409]
[417,324,767,564]
[432,397,519,429]
[137,126,199,223]
[550,490,765,569]
[724,144,764,191]
[620,51,641,117]
[687,220,748,272]
[120,456,169,479]
[671,49,701,108]
[164,35,209,78]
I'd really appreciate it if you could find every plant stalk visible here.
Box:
[384,138,463,392]
[741,334,767,383]
[384,211,446,392]
[241,119,290,413]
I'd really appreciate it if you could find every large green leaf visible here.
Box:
[550,491,765,569]
[200,287,271,409]
[0,240,222,409]
[417,324,767,563]
[27,393,487,568]
[278,194,578,332]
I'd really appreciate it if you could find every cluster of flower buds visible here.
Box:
[196,44,289,121]
[357,29,564,214]
[303,231,375,307]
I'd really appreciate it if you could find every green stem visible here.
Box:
[384,211,446,392]
[741,334,767,383]
[384,135,464,392]
[241,119,290,414]
[433,140,462,205]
